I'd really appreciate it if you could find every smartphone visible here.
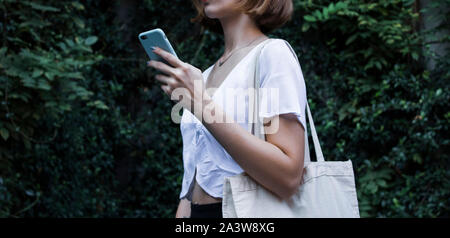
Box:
[138,28,178,65]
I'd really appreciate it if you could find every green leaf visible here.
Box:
[44,72,55,81]
[65,39,75,48]
[328,2,335,12]
[367,181,378,193]
[37,79,51,90]
[59,104,72,111]
[21,77,36,88]
[87,100,109,110]
[73,17,85,29]
[304,15,316,22]
[375,61,382,70]
[413,153,423,164]
[376,180,388,188]
[44,102,57,108]
[64,72,85,80]
[302,23,310,32]
[5,68,20,77]
[25,2,60,12]
[85,36,98,46]
[71,2,85,10]
[9,93,30,103]
[57,42,67,51]
[323,6,329,19]
[368,3,377,10]
[335,1,346,9]
[313,9,322,20]
[411,52,419,61]
[19,20,51,29]
[32,69,44,78]
[345,34,358,45]
[0,128,9,141]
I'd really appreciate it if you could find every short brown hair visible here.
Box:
[191,0,293,34]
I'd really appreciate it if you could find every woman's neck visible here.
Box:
[219,13,266,55]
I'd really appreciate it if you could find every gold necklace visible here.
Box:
[218,36,266,67]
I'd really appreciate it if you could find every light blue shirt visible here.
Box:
[179,39,309,200]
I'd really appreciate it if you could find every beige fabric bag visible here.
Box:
[222,39,360,218]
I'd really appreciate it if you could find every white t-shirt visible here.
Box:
[179,38,309,200]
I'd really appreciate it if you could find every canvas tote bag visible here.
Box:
[222,39,360,218]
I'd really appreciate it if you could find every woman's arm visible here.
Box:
[148,47,305,200]
[201,97,305,200]
[175,198,191,218]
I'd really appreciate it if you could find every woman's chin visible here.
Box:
[204,11,215,19]
[204,6,221,19]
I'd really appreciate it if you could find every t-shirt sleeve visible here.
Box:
[258,39,307,131]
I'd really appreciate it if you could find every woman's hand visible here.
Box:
[147,47,211,115]
[175,198,191,218]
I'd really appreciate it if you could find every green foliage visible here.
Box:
[0,0,448,217]
[293,0,449,217]
[0,0,104,153]
[0,0,108,217]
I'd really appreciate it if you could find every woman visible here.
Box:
[147,0,308,218]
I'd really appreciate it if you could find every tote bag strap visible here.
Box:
[250,38,325,162]
[248,38,272,141]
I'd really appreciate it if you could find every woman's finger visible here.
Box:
[161,84,172,96]
[147,60,176,77]
[155,74,175,86]
[152,47,183,68]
